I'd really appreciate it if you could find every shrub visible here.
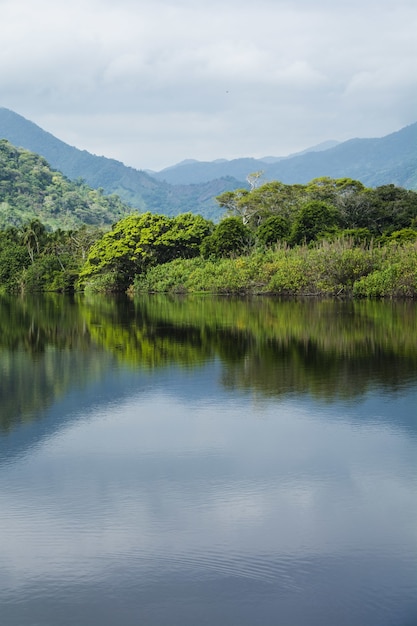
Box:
[133,239,417,299]
[385,228,417,244]
[306,241,380,295]
[266,256,310,295]
[353,242,417,297]
[83,271,125,294]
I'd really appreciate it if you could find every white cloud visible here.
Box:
[0,0,416,169]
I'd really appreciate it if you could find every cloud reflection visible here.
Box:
[0,390,415,594]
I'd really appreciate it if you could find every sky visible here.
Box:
[1,0,416,171]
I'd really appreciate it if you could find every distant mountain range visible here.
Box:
[151,124,417,188]
[0,107,416,221]
[147,139,341,182]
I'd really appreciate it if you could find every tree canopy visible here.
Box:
[78,212,213,290]
[216,177,417,242]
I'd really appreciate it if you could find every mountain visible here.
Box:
[153,157,272,185]
[1,108,416,224]
[0,108,244,220]
[151,125,417,188]
[153,140,341,183]
[263,124,417,189]
[0,139,134,230]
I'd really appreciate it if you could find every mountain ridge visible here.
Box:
[0,108,244,220]
[0,107,416,222]
[153,139,341,174]
[150,124,417,187]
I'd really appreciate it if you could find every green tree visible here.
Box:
[0,232,29,291]
[366,185,417,235]
[200,217,253,257]
[158,213,213,259]
[78,212,213,291]
[256,215,290,246]
[291,201,340,245]
[20,219,48,263]
[306,177,365,203]
[217,181,306,226]
[216,189,250,221]
[382,228,417,244]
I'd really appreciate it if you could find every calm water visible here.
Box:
[0,294,416,626]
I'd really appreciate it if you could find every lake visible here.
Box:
[0,294,416,626]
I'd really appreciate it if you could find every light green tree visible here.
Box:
[78,212,213,290]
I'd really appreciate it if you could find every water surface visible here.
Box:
[0,295,416,626]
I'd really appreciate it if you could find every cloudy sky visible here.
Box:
[1,0,416,171]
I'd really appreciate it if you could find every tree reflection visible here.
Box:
[1,294,416,433]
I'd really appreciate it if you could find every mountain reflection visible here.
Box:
[1,293,416,434]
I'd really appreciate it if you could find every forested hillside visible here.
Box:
[0,108,244,219]
[0,140,134,230]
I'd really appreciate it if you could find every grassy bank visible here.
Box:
[132,239,417,298]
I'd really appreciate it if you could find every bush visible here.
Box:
[306,241,380,295]
[133,238,417,299]
[83,271,126,294]
[353,242,417,297]
[266,256,310,295]
[353,264,417,298]
[384,228,417,244]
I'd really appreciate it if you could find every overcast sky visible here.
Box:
[1,0,416,171]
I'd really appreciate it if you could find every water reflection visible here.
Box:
[0,388,416,626]
[1,294,417,436]
[0,294,416,626]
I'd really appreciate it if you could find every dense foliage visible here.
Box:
[0,221,101,292]
[78,212,213,291]
[0,140,134,230]
[0,145,416,298]
[130,177,417,298]
[133,239,417,298]
[216,177,417,239]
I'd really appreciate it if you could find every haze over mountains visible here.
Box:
[153,124,417,189]
[0,107,416,220]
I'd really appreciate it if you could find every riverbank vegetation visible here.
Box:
[1,161,417,297]
[77,176,417,298]
[133,239,417,298]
